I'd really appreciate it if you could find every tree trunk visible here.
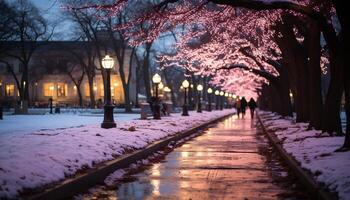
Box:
[77,86,83,107]
[88,76,96,108]
[142,42,152,101]
[306,20,323,130]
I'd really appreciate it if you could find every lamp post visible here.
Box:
[101,55,116,129]
[220,91,224,110]
[215,90,219,110]
[182,80,189,116]
[152,73,162,119]
[197,84,203,113]
[207,88,213,111]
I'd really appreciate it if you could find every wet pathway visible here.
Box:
[81,113,308,200]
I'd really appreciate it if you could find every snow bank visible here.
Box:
[0,110,233,198]
[259,111,350,200]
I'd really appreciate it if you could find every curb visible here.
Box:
[256,112,337,200]
[25,112,234,200]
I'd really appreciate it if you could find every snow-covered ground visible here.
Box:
[0,110,233,199]
[259,111,350,200]
[0,113,139,137]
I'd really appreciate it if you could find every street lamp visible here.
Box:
[181,80,189,116]
[220,91,224,110]
[197,84,203,113]
[152,73,162,119]
[207,88,213,111]
[101,55,116,129]
[215,90,220,110]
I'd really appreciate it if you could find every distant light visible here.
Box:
[152,73,161,84]
[220,91,224,96]
[113,82,118,86]
[182,80,189,88]
[102,55,114,69]
[158,82,164,89]
[215,90,220,95]
[190,84,194,88]
[197,84,203,91]
[207,88,213,94]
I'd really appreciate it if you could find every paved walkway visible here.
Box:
[84,113,307,199]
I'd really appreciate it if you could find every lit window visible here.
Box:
[5,84,15,96]
[100,84,104,96]
[57,83,67,97]
[43,83,55,97]
[85,84,90,97]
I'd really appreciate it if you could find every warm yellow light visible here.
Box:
[182,80,189,88]
[289,91,293,98]
[110,86,114,89]
[233,95,237,98]
[158,82,164,89]
[225,92,228,97]
[163,86,171,92]
[101,55,114,69]
[220,91,224,96]
[180,86,184,90]
[93,86,97,91]
[239,96,242,100]
[197,84,203,91]
[152,73,161,84]
[190,84,194,88]
[113,82,118,86]
[49,86,54,91]
[229,94,232,97]
[207,88,213,94]
[73,86,77,90]
[215,90,219,95]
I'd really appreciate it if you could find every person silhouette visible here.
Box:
[248,98,257,118]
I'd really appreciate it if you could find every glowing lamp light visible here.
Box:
[152,73,161,84]
[220,91,224,96]
[93,86,97,91]
[225,92,228,97]
[289,91,293,98]
[233,95,237,98]
[239,96,242,100]
[158,82,164,89]
[163,86,171,92]
[182,80,189,88]
[113,82,118,86]
[101,55,114,69]
[197,84,203,91]
[207,88,213,94]
[49,86,54,91]
[73,86,77,90]
[190,84,194,88]
[180,86,184,90]
[215,90,220,95]
[229,94,232,98]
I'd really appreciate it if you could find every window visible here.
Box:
[85,84,90,97]
[57,83,67,97]
[43,83,55,97]
[100,84,104,97]
[5,84,15,96]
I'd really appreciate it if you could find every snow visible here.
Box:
[0,113,139,137]
[259,110,350,200]
[0,110,233,198]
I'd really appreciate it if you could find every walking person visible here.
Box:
[241,97,247,118]
[248,98,257,118]
[235,97,241,118]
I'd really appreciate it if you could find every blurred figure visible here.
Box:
[248,98,257,118]
[241,97,247,118]
[235,97,241,118]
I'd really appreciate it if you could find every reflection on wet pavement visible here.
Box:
[81,114,309,200]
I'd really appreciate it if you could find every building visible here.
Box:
[0,41,137,108]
